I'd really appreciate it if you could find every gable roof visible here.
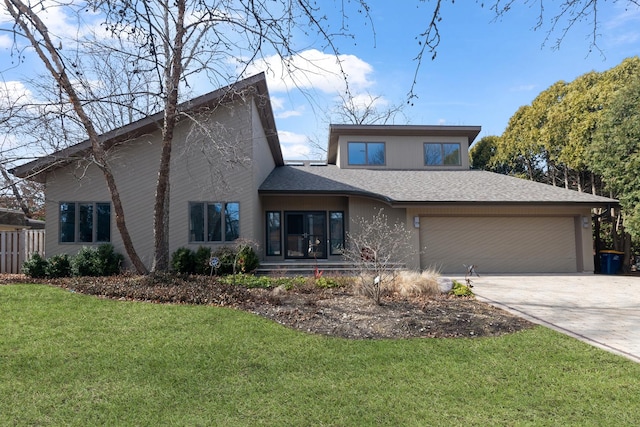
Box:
[11,73,283,182]
[259,164,617,206]
[327,124,482,165]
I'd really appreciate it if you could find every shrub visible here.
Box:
[211,244,260,275]
[450,280,474,297]
[71,244,123,277]
[171,247,196,274]
[96,243,124,276]
[236,244,259,273]
[46,254,72,278]
[211,246,236,275]
[22,253,48,278]
[194,246,212,275]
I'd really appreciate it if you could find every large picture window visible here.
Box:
[59,202,111,243]
[424,143,461,166]
[189,202,239,243]
[348,142,385,165]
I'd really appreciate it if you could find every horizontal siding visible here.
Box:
[44,96,268,269]
[337,135,470,170]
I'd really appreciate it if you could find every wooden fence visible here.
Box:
[0,230,45,274]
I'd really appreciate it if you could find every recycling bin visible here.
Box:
[600,250,623,274]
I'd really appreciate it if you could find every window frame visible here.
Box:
[59,201,111,244]
[423,142,462,166]
[329,211,345,255]
[189,201,240,243]
[266,211,282,256]
[347,141,386,166]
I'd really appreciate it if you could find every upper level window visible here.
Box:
[348,142,385,166]
[424,143,461,166]
[189,201,239,243]
[59,202,111,243]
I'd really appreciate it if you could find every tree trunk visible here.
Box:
[6,0,148,274]
[151,0,186,272]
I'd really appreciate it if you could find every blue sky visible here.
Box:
[2,1,640,161]
[259,2,640,159]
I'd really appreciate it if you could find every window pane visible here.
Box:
[59,202,75,243]
[443,143,461,165]
[367,143,385,165]
[424,143,443,165]
[266,211,281,256]
[225,202,240,241]
[78,203,93,242]
[329,211,344,255]
[207,203,222,242]
[348,142,366,165]
[96,203,111,242]
[190,203,205,242]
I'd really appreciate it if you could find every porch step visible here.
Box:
[255,261,405,276]
[255,261,359,276]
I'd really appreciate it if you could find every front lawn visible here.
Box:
[2,283,640,426]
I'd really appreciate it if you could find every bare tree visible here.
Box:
[2,0,376,273]
[342,208,415,304]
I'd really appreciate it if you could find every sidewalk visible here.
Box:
[465,274,640,363]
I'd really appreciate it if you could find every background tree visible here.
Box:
[469,135,525,175]
[592,78,640,239]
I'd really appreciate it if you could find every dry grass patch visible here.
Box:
[387,269,441,298]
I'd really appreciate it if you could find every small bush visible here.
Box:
[71,244,123,277]
[211,246,237,275]
[46,254,72,278]
[22,253,48,278]
[96,244,124,276]
[236,244,259,273]
[171,247,196,274]
[194,246,212,275]
[450,280,474,297]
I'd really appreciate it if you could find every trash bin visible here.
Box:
[600,250,624,274]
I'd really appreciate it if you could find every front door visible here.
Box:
[285,212,326,259]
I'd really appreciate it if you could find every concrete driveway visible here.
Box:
[464,274,640,363]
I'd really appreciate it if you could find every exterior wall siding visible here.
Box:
[337,135,470,170]
[44,96,264,270]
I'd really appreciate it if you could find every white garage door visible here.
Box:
[420,216,577,274]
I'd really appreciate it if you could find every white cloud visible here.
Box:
[0,80,34,109]
[276,108,304,119]
[0,34,11,49]
[245,49,375,94]
[278,130,311,159]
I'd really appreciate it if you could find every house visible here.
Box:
[11,73,616,274]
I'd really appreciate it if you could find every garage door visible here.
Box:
[420,216,577,274]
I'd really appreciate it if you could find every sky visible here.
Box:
[2,1,640,161]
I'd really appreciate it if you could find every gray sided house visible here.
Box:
[12,73,616,274]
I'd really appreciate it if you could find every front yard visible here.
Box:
[2,283,640,425]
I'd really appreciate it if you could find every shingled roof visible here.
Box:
[259,164,617,206]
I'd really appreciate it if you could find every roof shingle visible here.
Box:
[259,165,617,205]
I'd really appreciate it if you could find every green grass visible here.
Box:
[2,284,640,426]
